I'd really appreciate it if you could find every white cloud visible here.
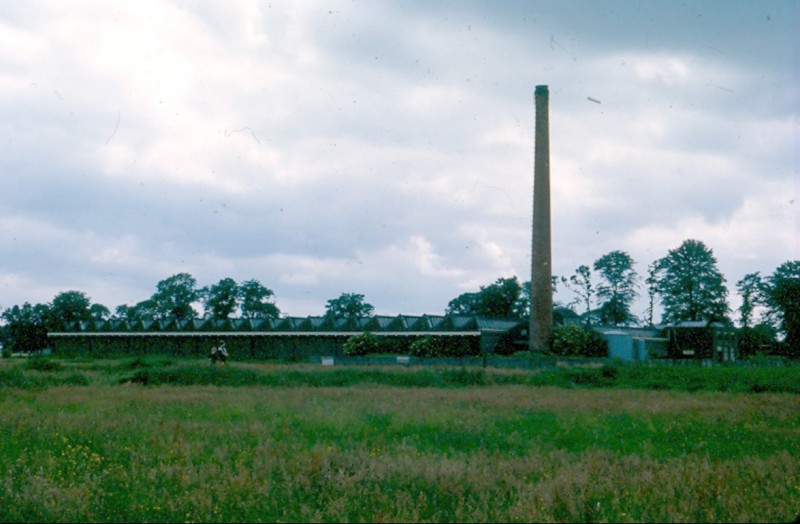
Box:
[0,0,797,323]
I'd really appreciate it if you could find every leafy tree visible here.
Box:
[445,277,523,318]
[325,293,374,319]
[482,277,523,318]
[1,303,51,351]
[738,322,779,357]
[90,303,111,321]
[561,265,594,324]
[238,279,280,319]
[513,281,531,319]
[593,250,639,326]
[50,290,93,329]
[736,272,766,329]
[114,304,132,321]
[655,239,729,324]
[115,300,158,322]
[764,260,800,354]
[203,278,240,320]
[151,273,199,321]
[446,292,481,316]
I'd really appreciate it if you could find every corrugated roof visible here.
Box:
[54,315,524,336]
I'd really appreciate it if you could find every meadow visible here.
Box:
[1,357,799,522]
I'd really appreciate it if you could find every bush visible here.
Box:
[376,336,411,355]
[408,336,477,358]
[549,325,608,357]
[409,336,438,357]
[25,357,65,372]
[343,332,382,356]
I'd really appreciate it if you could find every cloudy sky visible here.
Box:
[1,0,797,321]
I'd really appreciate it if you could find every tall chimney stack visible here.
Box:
[530,85,553,352]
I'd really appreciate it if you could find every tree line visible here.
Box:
[1,238,798,355]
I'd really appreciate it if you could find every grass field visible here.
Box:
[1,356,799,522]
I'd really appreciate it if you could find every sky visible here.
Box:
[1,0,798,322]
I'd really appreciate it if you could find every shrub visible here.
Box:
[25,357,65,372]
[343,332,381,356]
[409,336,439,357]
[549,325,608,357]
[409,336,476,358]
[376,336,411,355]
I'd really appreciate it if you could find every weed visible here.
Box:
[24,357,65,372]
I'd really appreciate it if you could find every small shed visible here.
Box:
[600,330,636,361]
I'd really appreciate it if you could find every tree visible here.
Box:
[561,265,594,324]
[1,302,51,352]
[764,261,800,354]
[445,278,523,319]
[238,279,280,319]
[203,278,240,320]
[90,303,111,321]
[116,299,158,322]
[478,277,522,318]
[513,281,532,319]
[655,239,729,324]
[151,273,199,321]
[736,272,766,329]
[593,250,639,326]
[446,292,480,316]
[643,261,661,327]
[50,291,93,330]
[325,293,374,319]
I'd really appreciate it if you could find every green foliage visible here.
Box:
[89,303,110,321]
[115,299,158,322]
[548,325,608,357]
[50,291,93,330]
[24,357,65,372]
[736,272,766,329]
[409,336,476,358]
[1,376,798,522]
[238,279,280,319]
[566,364,620,387]
[375,336,411,355]
[324,292,374,319]
[738,323,779,357]
[3,356,800,394]
[594,250,639,326]
[202,277,240,320]
[0,366,89,388]
[343,332,381,356]
[656,239,730,324]
[445,292,480,316]
[446,277,523,318]
[644,261,660,327]
[151,273,199,321]
[764,260,800,355]
[561,265,594,321]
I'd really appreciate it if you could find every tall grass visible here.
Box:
[1,379,798,522]
[6,356,799,393]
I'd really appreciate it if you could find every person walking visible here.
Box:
[217,340,228,366]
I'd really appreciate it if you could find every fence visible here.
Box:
[309,355,796,370]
